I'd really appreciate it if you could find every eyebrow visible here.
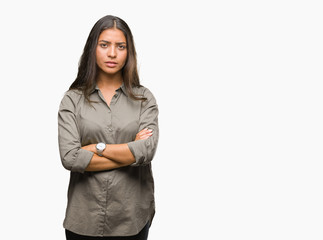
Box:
[98,40,126,45]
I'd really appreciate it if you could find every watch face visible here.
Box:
[97,143,106,151]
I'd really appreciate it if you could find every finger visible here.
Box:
[140,135,151,140]
[140,128,153,133]
[140,130,153,136]
[137,129,152,136]
[139,132,153,139]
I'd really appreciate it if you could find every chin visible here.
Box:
[103,68,121,75]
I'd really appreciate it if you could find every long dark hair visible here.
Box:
[69,15,146,102]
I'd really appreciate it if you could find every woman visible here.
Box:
[58,15,159,240]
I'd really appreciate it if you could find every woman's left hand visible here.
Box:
[135,128,153,141]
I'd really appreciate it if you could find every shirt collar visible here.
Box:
[92,82,128,97]
[118,83,128,96]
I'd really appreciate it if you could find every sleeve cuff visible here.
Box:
[127,140,146,166]
[71,149,94,173]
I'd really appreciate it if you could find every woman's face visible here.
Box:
[96,28,128,76]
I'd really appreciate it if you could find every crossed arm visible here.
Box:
[82,128,153,172]
[58,89,158,173]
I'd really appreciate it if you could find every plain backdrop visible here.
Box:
[0,0,322,239]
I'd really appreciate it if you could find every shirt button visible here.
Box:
[108,127,113,132]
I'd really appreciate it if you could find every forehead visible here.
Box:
[98,28,126,42]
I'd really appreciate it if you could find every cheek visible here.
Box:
[120,51,128,65]
[95,51,103,62]
[96,48,106,62]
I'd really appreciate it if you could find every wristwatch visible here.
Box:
[96,142,106,156]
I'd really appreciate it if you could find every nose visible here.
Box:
[108,46,117,58]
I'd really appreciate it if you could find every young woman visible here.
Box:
[58,15,159,240]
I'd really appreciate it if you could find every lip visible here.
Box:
[105,61,117,68]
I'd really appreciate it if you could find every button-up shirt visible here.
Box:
[58,84,159,237]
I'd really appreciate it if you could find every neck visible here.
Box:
[96,71,123,90]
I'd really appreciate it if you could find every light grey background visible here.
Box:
[0,0,322,239]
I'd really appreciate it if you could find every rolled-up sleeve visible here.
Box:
[58,91,94,173]
[128,88,159,166]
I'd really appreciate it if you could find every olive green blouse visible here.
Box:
[58,84,159,237]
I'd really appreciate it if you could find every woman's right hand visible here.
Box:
[135,128,153,141]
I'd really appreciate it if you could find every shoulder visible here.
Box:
[133,85,157,102]
[59,89,84,110]
[64,89,83,98]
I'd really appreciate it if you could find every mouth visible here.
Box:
[105,61,117,68]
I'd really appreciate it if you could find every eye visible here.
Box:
[118,45,127,50]
[99,43,108,48]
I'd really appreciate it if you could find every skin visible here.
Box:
[95,28,128,105]
[82,28,153,172]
